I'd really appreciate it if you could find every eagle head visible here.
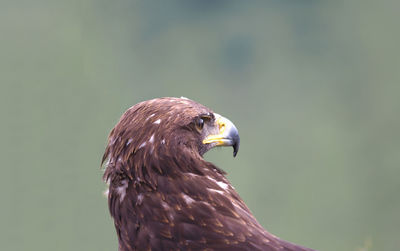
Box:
[102,97,239,183]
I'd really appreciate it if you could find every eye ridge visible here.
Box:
[200,114,212,121]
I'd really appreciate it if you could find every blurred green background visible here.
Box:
[1,1,399,250]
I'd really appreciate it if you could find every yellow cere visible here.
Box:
[202,118,226,145]
[217,118,226,134]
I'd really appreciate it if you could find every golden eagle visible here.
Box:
[102,97,315,251]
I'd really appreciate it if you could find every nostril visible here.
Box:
[219,122,226,132]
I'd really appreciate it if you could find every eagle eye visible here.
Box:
[195,118,204,131]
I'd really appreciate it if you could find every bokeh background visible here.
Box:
[1,1,399,250]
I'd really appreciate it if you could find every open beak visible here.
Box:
[202,114,240,157]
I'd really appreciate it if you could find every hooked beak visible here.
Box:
[202,114,240,157]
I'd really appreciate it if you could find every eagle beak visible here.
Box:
[202,114,240,157]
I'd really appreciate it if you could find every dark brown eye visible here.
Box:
[195,118,204,131]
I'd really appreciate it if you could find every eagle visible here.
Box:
[102,97,316,251]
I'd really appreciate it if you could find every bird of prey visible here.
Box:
[102,97,316,251]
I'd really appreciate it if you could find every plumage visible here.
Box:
[102,97,316,251]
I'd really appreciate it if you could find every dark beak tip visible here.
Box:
[232,141,239,157]
[232,132,240,157]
